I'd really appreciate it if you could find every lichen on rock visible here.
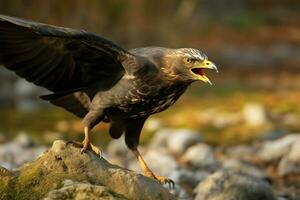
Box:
[0,140,175,200]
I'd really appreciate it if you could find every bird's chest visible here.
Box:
[124,92,179,117]
[116,80,187,117]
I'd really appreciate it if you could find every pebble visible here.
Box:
[169,184,192,200]
[180,143,219,170]
[166,129,202,155]
[278,139,300,176]
[0,133,46,170]
[148,128,171,150]
[44,181,128,200]
[222,158,267,180]
[169,168,210,188]
[212,113,242,128]
[243,102,268,126]
[194,170,276,200]
[14,132,34,147]
[258,134,300,162]
[224,144,257,161]
[144,118,163,132]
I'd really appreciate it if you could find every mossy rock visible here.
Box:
[0,140,175,200]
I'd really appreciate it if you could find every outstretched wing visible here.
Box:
[0,15,136,92]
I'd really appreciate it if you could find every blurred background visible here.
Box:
[0,0,300,146]
[1,1,300,199]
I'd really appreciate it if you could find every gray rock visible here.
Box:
[150,128,202,155]
[180,143,218,169]
[258,134,300,162]
[169,168,210,188]
[13,146,46,167]
[149,129,173,150]
[278,139,300,176]
[105,137,131,166]
[225,145,257,161]
[44,180,127,200]
[222,159,267,179]
[0,161,10,174]
[259,130,287,141]
[0,140,175,200]
[166,129,202,155]
[169,184,192,200]
[194,170,276,200]
[13,132,34,147]
[0,134,47,170]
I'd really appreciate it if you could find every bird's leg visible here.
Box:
[68,110,104,156]
[80,126,102,156]
[132,147,175,189]
[67,127,102,157]
[124,116,175,189]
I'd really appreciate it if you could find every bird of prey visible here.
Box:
[0,15,218,187]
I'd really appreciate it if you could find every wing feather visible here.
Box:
[0,15,138,92]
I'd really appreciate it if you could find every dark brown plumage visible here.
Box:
[0,15,218,187]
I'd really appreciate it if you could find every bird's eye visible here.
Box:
[183,57,192,64]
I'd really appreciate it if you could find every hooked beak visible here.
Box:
[190,60,218,85]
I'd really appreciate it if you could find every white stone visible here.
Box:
[144,118,163,132]
[166,129,202,155]
[181,143,218,168]
[243,102,268,126]
[278,139,300,176]
[287,139,300,161]
[148,129,171,150]
[258,134,300,162]
[13,132,34,147]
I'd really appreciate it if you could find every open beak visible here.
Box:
[190,60,218,85]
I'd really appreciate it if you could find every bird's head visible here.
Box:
[162,48,218,84]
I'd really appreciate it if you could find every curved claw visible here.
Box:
[166,179,175,190]
[80,143,102,157]
[156,176,175,189]
[80,147,87,153]
[67,140,102,157]
[145,172,175,189]
[89,143,103,157]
